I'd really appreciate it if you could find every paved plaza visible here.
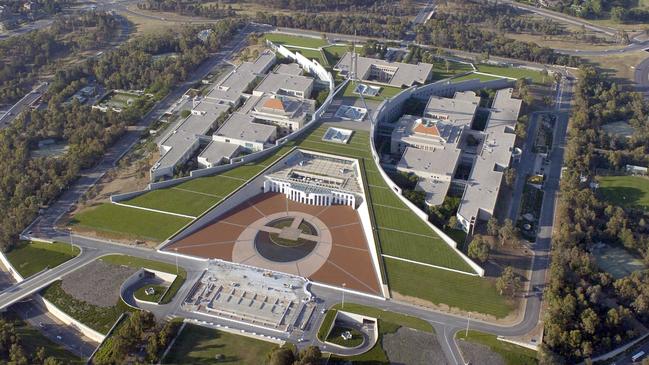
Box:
[165,193,381,295]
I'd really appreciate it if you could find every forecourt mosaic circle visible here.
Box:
[232,211,332,277]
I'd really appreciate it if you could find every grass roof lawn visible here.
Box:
[6,241,80,278]
[122,188,221,217]
[71,203,191,242]
[340,81,404,102]
[385,258,513,318]
[163,323,278,364]
[329,319,401,364]
[134,284,167,303]
[100,255,187,304]
[451,73,504,83]
[5,312,84,364]
[263,33,329,48]
[476,64,551,85]
[597,175,649,210]
[174,175,248,196]
[378,229,473,271]
[430,59,474,81]
[323,45,352,65]
[41,280,132,334]
[286,47,327,66]
[456,330,538,365]
[330,303,433,332]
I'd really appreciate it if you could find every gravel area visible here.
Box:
[383,326,448,365]
[61,259,137,307]
[457,339,505,365]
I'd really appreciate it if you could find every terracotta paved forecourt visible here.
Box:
[165,192,382,295]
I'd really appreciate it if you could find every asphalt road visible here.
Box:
[0,82,47,129]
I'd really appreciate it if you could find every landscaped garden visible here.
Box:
[162,323,278,364]
[456,330,538,365]
[6,241,80,278]
[597,175,649,210]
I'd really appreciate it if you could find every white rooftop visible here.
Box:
[458,88,521,223]
[254,72,314,97]
[334,53,433,87]
[424,91,480,128]
[215,112,277,144]
[198,140,240,165]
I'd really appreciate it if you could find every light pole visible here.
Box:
[68,228,74,254]
[465,315,470,337]
[341,283,346,309]
[174,248,178,274]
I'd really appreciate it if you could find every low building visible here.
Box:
[334,53,433,88]
[204,50,276,106]
[253,72,314,99]
[274,63,303,76]
[245,94,315,135]
[197,140,241,168]
[392,115,464,206]
[212,112,277,152]
[456,88,521,233]
[151,101,230,180]
[424,91,480,126]
[263,150,363,207]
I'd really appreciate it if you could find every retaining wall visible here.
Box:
[38,296,106,343]
[0,251,24,283]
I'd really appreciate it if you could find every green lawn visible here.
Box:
[286,47,327,66]
[317,309,338,341]
[451,72,504,83]
[134,284,167,303]
[163,323,278,364]
[122,188,221,217]
[330,303,433,332]
[263,33,329,48]
[322,45,352,65]
[5,312,84,364]
[430,58,474,81]
[378,229,473,271]
[173,175,246,196]
[385,258,513,318]
[597,175,649,210]
[71,203,191,242]
[456,330,538,365]
[6,241,80,278]
[341,81,404,102]
[476,64,551,85]
[330,319,400,364]
[327,325,364,347]
[41,280,132,334]
[100,255,186,304]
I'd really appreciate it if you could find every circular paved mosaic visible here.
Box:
[232,211,332,277]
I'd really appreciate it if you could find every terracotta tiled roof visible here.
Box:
[263,98,285,111]
[413,121,440,137]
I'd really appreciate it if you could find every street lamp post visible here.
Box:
[174,248,178,274]
[341,283,346,309]
[465,315,470,337]
[68,228,74,254]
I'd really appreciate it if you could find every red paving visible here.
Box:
[166,193,382,296]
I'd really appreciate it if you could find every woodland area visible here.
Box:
[544,0,649,22]
[540,66,649,363]
[0,19,243,253]
[0,11,119,104]
[137,0,416,16]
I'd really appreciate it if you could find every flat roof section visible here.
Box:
[215,112,277,144]
[156,102,230,171]
[457,88,521,223]
[198,140,240,165]
[275,63,303,76]
[397,147,460,181]
[254,72,314,97]
[424,91,480,128]
[334,53,433,87]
